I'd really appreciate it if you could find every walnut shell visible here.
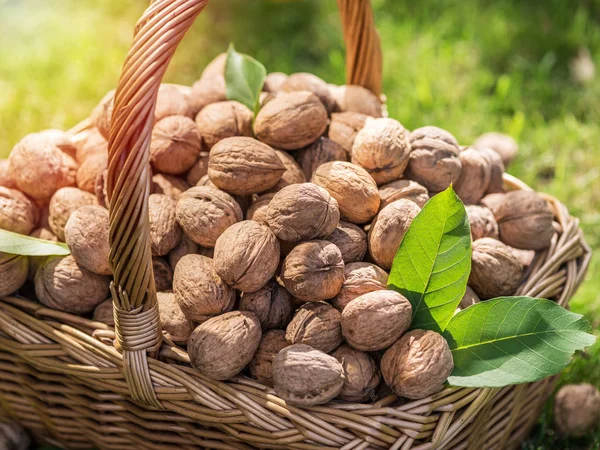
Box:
[332,262,388,311]
[248,329,290,387]
[332,345,381,402]
[406,126,462,193]
[0,159,16,189]
[381,329,454,400]
[454,148,492,205]
[168,235,199,270]
[254,91,328,150]
[479,147,505,194]
[378,179,429,210]
[150,116,201,175]
[0,187,37,235]
[285,302,343,353]
[175,186,242,247]
[493,190,554,250]
[469,237,524,299]
[48,187,98,241]
[91,90,115,139]
[152,257,173,292]
[352,118,411,185]
[271,150,306,192]
[295,137,348,180]
[246,192,275,226]
[155,84,194,121]
[64,205,111,275]
[368,199,421,270]
[152,173,190,198]
[330,85,382,117]
[473,132,518,167]
[458,286,480,310]
[189,54,227,114]
[173,254,235,322]
[328,112,369,153]
[208,137,285,195]
[326,221,368,264]
[76,152,107,194]
[188,311,262,380]
[196,174,252,212]
[213,221,280,292]
[272,344,345,406]
[157,291,193,343]
[480,192,505,214]
[73,127,107,164]
[280,240,344,302]
[195,101,253,150]
[266,183,340,242]
[264,72,288,93]
[280,73,335,113]
[149,194,182,256]
[92,299,114,326]
[554,384,600,437]
[239,280,293,330]
[341,290,412,351]
[312,161,380,224]
[30,227,58,242]
[35,255,109,314]
[466,205,499,241]
[185,151,210,186]
[0,253,28,297]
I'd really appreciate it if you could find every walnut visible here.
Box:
[473,132,518,167]
[280,72,335,113]
[157,291,193,343]
[189,54,227,115]
[341,290,412,351]
[9,132,78,202]
[328,112,369,153]
[466,205,499,241]
[155,84,194,121]
[332,262,388,311]
[330,85,382,117]
[272,344,345,406]
[352,118,411,185]
[92,299,114,326]
[149,194,182,256]
[454,148,492,205]
[458,286,480,310]
[469,238,524,299]
[188,311,262,380]
[295,137,348,180]
[239,280,293,330]
[368,199,421,270]
[479,147,505,194]
[267,183,339,242]
[285,302,343,353]
[510,247,536,268]
[150,116,201,175]
[91,89,116,139]
[35,255,109,314]
[480,192,505,214]
[175,186,242,247]
[312,161,380,224]
[73,127,107,164]
[0,159,16,188]
[64,205,111,275]
[168,236,199,270]
[152,257,173,292]
[264,72,288,93]
[406,126,462,193]
[173,254,235,322]
[195,101,253,150]
[280,240,344,302]
[331,345,381,402]
[185,151,210,186]
[254,91,328,150]
[271,150,306,192]
[326,221,367,264]
[196,174,252,212]
[492,191,554,250]
[208,137,285,195]
[554,384,600,437]
[246,193,275,226]
[30,227,58,242]
[248,329,289,387]
[379,179,429,210]
[213,221,280,293]
[0,187,37,235]
[76,152,107,194]
[152,173,190,198]
[0,253,28,297]
[48,187,98,241]
[381,329,454,400]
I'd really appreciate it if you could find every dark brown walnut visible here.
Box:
[326,221,367,264]
[149,194,182,256]
[189,53,227,115]
[246,192,275,226]
[185,151,210,186]
[553,383,600,437]
[272,344,345,406]
[0,253,28,297]
[368,199,421,270]
[458,286,480,310]
[157,292,194,343]
[64,205,111,275]
[195,100,253,150]
[492,190,554,250]
[285,302,343,353]
[266,183,339,242]
[76,152,107,194]
[330,84,383,117]
[466,205,499,241]
[91,89,115,139]
[248,329,289,387]
[0,187,37,235]
[175,186,242,247]
[295,137,348,180]
[469,238,524,299]
[239,280,293,330]
[381,329,454,400]
[150,115,201,175]
[92,299,114,326]
[406,126,462,193]
[271,150,306,192]
[352,118,411,185]
[341,290,412,351]
[479,147,505,194]
[0,159,16,189]
[35,255,109,314]
[332,262,388,311]
[48,187,98,241]
[332,345,381,402]
[152,257,173,292]
[151,174,190,199]
[378,179,429,210]
[473,132,518,167]
[173,254,235,322]
[280,240,345,302]
[154,83,194,121]
[280,72,336,113]
[208,137,285,195]
[328,112,369,154]
[263,72,288,93]
[254,91,328,150]
[168,236,199,270]
[312,161,380,224]
[454,147,492,205]
[73,127,107,164]
[188,311,262,380]
[213,221,280,293]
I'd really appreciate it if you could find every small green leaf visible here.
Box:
[444,297,596,388]
[388,186,471,332]
[225,43,266,115]
[0,229,70,256]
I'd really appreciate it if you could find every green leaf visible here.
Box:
[225,43,266,115]
[444,297,596,388]
[0,229,70,256]
[388,186,471,333]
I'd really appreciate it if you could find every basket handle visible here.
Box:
[106,0,382,407]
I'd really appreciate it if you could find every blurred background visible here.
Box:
[0,0,599,448]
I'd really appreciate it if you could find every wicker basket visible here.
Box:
[0,0,591,449]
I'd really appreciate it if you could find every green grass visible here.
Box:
[1,0,599,448]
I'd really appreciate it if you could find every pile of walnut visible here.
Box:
[0,53,554,407]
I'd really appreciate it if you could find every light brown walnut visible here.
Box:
[64,205,111,275]
[0,159,16,189]
[0,253,28,297]
[330,84,382,117]
[332,262,388,311]
[264,72,288,93]
[466,205,499,241]
[0,187,37,235]
[154,84,194,122]
[295,137,348,180]
[151,173,190,198]
[48,187,98,241]
[458,286,481,310]
[149,194,182,256]
[378,179,429,210]
[479,147,505,194]
[239,280,293,330]
[271,150,306,192]
[150,116,201,175]
[553,383,600,437]
[168,236,199,270]
[248,329,289,387]
[280,73,336,113]
[157,292,194,343]
[92,299,114,326]
[246,193,276,226]
[326,221,367,264]
[90,90,115,139]
[332,345,381,402]
[328,112,369,153]
[285,302,343,353]
[72,127,107,164]
[473,132,518,167]
[454,147,492,205]
[189,54,227,115]
[195,101,253,150]
[185,151,210,186]
[76,152,107,194]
